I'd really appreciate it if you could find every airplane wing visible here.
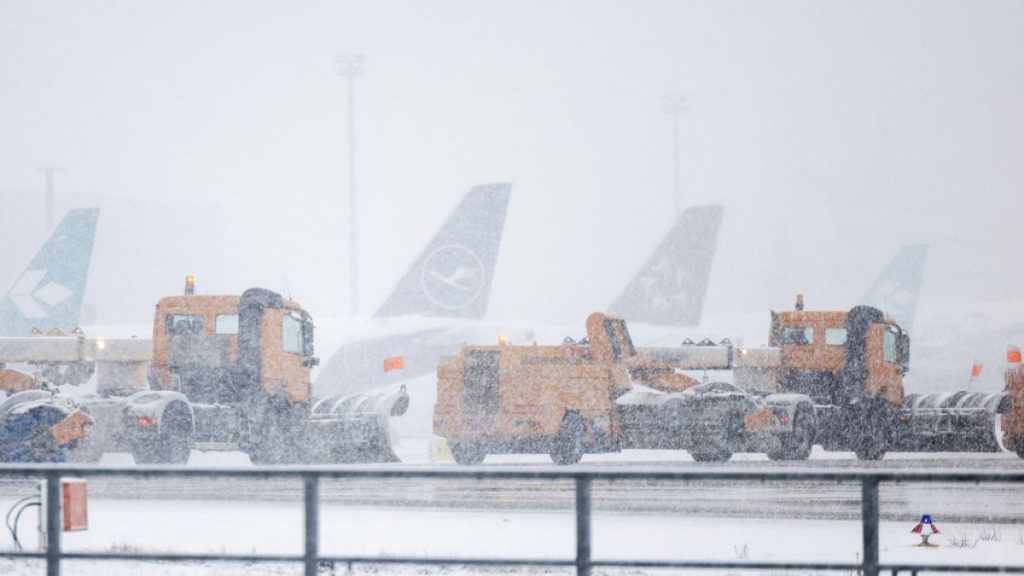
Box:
[0,208,100,336]
[609,205,723,327]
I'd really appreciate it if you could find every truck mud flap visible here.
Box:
[309,385,410,463]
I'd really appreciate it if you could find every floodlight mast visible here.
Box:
[38,166,64,230]
[336,53,366,315]
[665,95,687,217]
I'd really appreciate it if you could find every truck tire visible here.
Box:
[853,437,886,461]
[550,413,585,465]
[248,397,303,465]
[450,442,486,465]
[132,403,193,465]
[851,398,891,461]
[767,408,815,461]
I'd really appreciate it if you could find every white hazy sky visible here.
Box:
[1,0,1022,331]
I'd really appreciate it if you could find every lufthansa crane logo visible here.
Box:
[420,244,484,310]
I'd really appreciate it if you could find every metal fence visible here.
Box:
[1,464,1023,576]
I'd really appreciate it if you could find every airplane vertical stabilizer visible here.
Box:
[374,183,511,319]
[609,205,723,327]
[0,208,100,336]
[859,243,928,333]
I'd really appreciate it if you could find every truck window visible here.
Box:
[781,327,814,345]
[215,314,239,334]
[283,314,304,355]
[825,328,847,346]
[166,314,203,335]
[883,327,897,363]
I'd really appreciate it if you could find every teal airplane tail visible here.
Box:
[0,208,100,336]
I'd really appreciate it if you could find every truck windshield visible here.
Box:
[883,328,898,363]
[825,328,847,345]
[166,314,203,335]
[283,314,304,355]
[781,326,814,345]
[215,314,239,334]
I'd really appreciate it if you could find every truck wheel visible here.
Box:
[767,408,815,461]
[851,399,891,461]
[853,435,886,461]
[249,441,286,465]
[690,447,732,462]
[247,395,304,465]
[550,413,585,465]
[450,442,486,465]
[132,404,193,465]
[249,418,299,465]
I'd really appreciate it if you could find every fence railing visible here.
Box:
[1,464,1023,576]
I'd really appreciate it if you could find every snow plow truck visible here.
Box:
[0,282,409,464]
[771,299,1013,459]
[434,312,817,464]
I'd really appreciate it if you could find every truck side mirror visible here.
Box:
[301,313,315,357]
[897,332,911,373]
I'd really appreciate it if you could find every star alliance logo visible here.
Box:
[9,269,72,319]
[420,245,484,310]
[637,257,691,311]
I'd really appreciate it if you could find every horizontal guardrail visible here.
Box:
[1,464,1023,576]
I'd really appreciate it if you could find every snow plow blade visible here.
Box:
[896,391,1012,452]
[308,385,410,463]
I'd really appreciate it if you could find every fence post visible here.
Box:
[862,477,879,576]
[304,475,320,576]
[575,477,592,576]
[45,471,61,576]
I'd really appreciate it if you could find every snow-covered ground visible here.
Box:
[1,496,1022,575]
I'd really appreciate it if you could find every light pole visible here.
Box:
[336,53,366,316]
[665,95,687,216]
[38,166,64,230]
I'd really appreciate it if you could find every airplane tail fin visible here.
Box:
[0,208,100,336]
[609,205,723,326]
[859,244,928,333]
[374,183,511,319]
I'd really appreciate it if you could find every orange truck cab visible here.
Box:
[150,290,316,405]
[771,307,907,408]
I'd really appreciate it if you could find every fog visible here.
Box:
[2,1,1022,335]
